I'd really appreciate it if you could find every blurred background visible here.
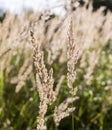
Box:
[0,0,112,130]
[0,0,112,19]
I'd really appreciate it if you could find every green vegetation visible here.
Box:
[0,2,112,130]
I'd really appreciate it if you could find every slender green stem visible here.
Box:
[99,115,103,130]
[72,113,75,130]
[72,102,74,130]
[0,71,5,116]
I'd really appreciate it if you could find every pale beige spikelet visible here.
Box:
[30,30,59,130]
[15,65,32,93]
[84,49,101,85]
[54,97,78,126]
[53,16,82,126]
[67,16,82,95]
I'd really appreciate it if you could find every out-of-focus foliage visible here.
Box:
[0,1,112,130]
[92,0,112,11]
[0,9,6,22]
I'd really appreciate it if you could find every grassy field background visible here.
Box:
[0,1,112,130]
